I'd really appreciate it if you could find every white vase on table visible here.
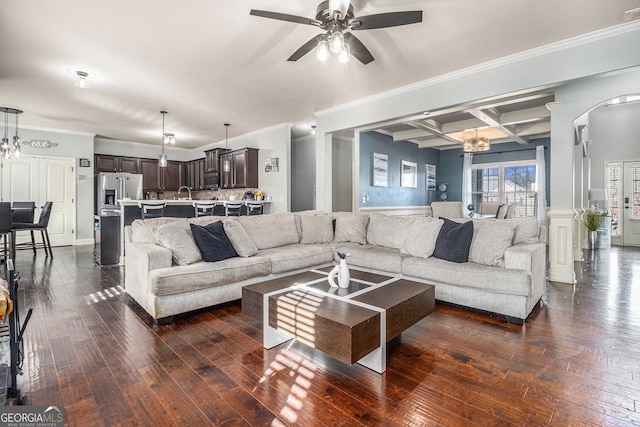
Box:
[328,252,350,289]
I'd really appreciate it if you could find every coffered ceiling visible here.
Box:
[365,90,555,149]
[0,1,638,150]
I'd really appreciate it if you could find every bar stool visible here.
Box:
[12,201,53,257]
[0,202,12,263]
[192,201,216,217]
[137,201,166,219]
[224,201,243,217]
[246,201,264,216]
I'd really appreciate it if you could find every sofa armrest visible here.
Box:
[505,243,546,301]
[124,242,173,310]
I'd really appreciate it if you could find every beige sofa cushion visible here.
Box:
[150,256,272,296]
[257,244,334,274]
[367,214,436,250]
[333,242,403,274]
[224,219,258,257]
[131,217,178,243]
[400,218,444,258]
[333,213,369,244]
[299,214,334,244]
[237,212,300,250]
[469,220,516,267]
[153,220,202,266]
[508,218,540,244]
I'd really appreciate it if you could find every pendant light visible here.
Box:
[222,123,231,172]
[159,111,168,167]
[0,107,23,160]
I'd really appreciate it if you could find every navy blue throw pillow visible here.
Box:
[432,218,474,263]
[190,221,238,262]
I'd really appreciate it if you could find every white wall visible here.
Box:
[95,137,197,162]
[588,100,640,188]
[221,123,291,213]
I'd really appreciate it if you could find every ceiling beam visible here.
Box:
[500,106,550,125]
[392,128,430,141]
[468,108,529,145]
[409,121,463,144]
[515,121,551,136]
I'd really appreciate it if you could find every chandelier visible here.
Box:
[463,129,490,152]
[0,107,23,160]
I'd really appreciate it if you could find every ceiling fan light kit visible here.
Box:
[250,1,422,65]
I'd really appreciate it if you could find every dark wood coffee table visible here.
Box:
[242,267,435,373]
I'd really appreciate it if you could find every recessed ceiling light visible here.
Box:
[422,111,431,116]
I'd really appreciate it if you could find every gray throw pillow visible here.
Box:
[153,220,202,265]
[433,218,474,263]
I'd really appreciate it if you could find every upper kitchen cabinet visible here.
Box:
[187,158,205,190]
[95,154,140,173]
[220,148,259,189]
[204,148,227,173]
[140,159,184,191]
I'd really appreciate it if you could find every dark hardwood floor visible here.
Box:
[3,245,640,426]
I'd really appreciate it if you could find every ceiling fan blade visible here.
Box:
[344,33,374,65]
[287,35,324,61]
[349,11,423,30]
[250,9,321,27]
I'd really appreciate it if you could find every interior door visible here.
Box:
[38,157,75,246]
[1,155,75,247]
[622,162,640,246]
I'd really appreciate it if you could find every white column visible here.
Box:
[315,129,333,212]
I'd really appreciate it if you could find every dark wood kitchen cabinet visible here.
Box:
[204,148,227,173]
[140,159,184,191]
[220,148,258,189]
[95,155,140,173]
[187,158,205,190]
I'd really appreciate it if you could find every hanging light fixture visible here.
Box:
[463,129,491,153]
[163,132,175,145]
[316,36,330,61]
[222,123,231,172]
[159,111,168,167]
[0,107,23,160]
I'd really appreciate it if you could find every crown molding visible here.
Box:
[20,124,96,137]
[316,21,640,118]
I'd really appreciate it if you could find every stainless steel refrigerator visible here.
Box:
[94,172,143,265]
[96,172,143,215]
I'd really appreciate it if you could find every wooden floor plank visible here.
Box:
[6,245,640,426]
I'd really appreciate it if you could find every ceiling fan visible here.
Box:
[250,0,423,65]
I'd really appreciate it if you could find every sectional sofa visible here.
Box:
[124,211,546,325]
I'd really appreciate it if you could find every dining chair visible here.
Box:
[505,204,516,219]
[192,201,216,217]
[11,202,35,224]
[224,201,243,217]
[12,201,53,257]
[0,202,12,263]
[495,203,507,219]
[245,201,264,216]
[138,201,166,219]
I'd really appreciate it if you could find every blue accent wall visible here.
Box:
[360,132,440,207]
[438,138,551,203]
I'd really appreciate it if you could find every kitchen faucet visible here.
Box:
[177,186,192,200]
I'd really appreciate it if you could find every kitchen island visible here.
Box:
[115,199,271,263]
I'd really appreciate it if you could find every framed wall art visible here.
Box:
[401,160,417,188]
[426,163,436,190]
[372,152,388,187]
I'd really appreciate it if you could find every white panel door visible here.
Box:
[38,157,75,246]
[1,155,75,247]
[1,156,38,202]
[622,162,640,246]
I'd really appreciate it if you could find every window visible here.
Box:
[607,163,620,236]
[471,161,538,218]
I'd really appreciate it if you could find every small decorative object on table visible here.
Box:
[328,252,350,289]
